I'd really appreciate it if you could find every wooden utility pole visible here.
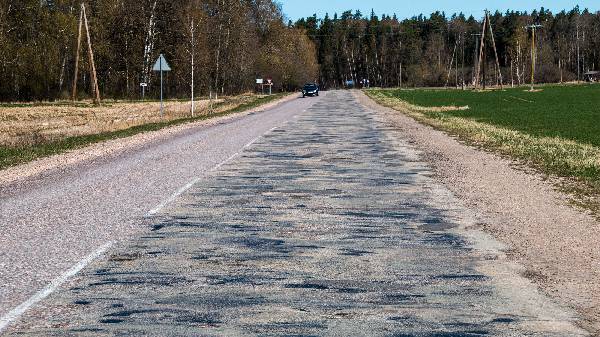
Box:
[559,59,563,83]
[526,24,543,91]
[471,33,482,86]
[531,27,535,90]
[516,40,522,85]
[461,32,466,89]
[72,8,84,101]
[456,33,460,88]
[482,41,487,89]
[445,38,459,88]
[576,24,581,82]
[474,15,487,89]
[399,62,402,88]
[474,11,503,90]
[72,3,100,104]
[510,58,515,87]
[487,11,503,89]
[190,18,195,117]
[398,40,402,88]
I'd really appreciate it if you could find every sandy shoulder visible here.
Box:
[355,90,600,334]
[0,93,297,188]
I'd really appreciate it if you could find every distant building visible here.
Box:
[584,71,600,82]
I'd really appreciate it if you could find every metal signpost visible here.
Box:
[266,78,273,95]
[153,54,171,116]
[140,82,147,100]
[256,78,264,94]
[257,78,263,94]
[256,78,273,95]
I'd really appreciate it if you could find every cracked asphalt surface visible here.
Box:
[3,91,588,336]
[0,95,316,323]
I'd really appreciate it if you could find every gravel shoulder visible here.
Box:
[356,90,600,334]
[0,93,297,189]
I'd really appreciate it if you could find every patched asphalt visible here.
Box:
[0,94,317,319]
[6,91,588,336]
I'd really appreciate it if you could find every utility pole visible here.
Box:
[160,59,164,116]
[476,14,487,89]
[577,24,580,82]
[72,7,83,101]
[398,39,402,88]
[72,3,100,104]
[472,33,482,86]
[525,24,543,91]
[473,12,502,90]
[399,62,402,88]
[456,33,459,88]
[445,37,459,88]
[482,42,487,89]
[516,40,522,85]
[486,11,503,89]
[461,32,466,89]
[582,30,586,74]
[190,18,195,117]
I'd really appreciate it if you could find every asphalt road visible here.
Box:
[0,95,318,330]
[1,91,589,336]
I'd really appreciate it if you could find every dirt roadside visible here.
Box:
[0,93,297,188]
[355,90,600,334]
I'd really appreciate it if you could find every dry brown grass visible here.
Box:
[0,96,260,147]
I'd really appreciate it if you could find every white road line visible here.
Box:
[0,138,250,332]
[147,125,284,216]
[0,117,290,333]
[243,137,261,149]
[211,152,240,171]
[146,151,239,216]
[0,103,306,332]
[146,177,204,216]
[0,242,113,333]
[243,127,277,149]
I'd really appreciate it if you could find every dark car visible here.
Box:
[302,84,319,97]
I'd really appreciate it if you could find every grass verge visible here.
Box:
[366,87,600,214]
[0,93,287,171]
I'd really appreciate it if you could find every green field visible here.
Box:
[379,84,600,147]
[367,84,600,213]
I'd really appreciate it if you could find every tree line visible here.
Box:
[2,3,599,102]
[0,0,319,102]
[294,7,600,89]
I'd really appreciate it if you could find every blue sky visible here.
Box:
[279,0,599,21]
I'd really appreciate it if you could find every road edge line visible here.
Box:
[146,123,287,217]
[0,242,114,333]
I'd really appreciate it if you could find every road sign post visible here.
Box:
[153,54,171,116]
[140,83,147,100]
[266,78,273,95]
[256,78,264,94]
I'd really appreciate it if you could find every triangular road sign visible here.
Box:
[153,54,171,72]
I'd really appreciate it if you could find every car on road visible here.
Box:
[302,84,319,97]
